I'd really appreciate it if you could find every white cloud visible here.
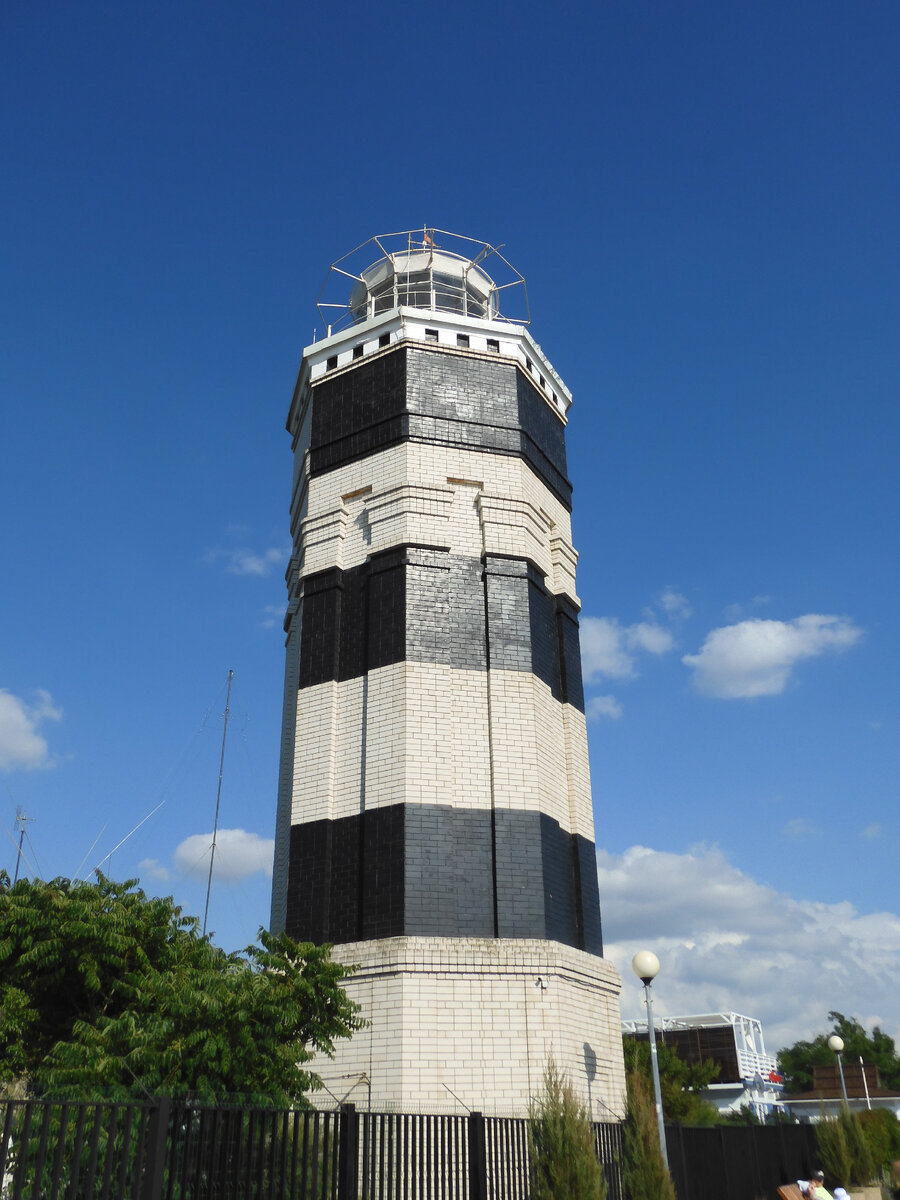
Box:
[227,548,285,577]
[587,695,623,721]
[598,844,900,1049]
[782,817,818,839]
[658,588,692,620]
[204,546,287,577]
[260,604,284,630]
[581,617,675,682]
[683,615,862,698]
[860,823,882,840]
[138,857,171,882]
[0,688,62,770]
[725,596,774,621]
[174,828,274,883]
[627,622,675,655]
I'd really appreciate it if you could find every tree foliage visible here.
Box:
[622,1069,677,1200]
[0,873,359,1104]
[778,1011,900,1093]
[528,1060,607,1200]
[623,1035,720,1126]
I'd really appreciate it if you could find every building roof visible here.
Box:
[784,1063,900,1102]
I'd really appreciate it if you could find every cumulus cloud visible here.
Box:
[598,844,900,1049]
[587,695,623,721]
[174,828,274,883]
[205,546,287,577]
[581,617,675,681]
[861,823,882,840]
[683,615,862,698]
[0,688,62,770]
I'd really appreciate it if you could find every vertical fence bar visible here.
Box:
[50,1102,73,1197]
[30,1101,54,1196]
[10,1101,33,1199]
[257,1109,270,1198]
[0,1100,15,1185]
[98,1104,120,1200]
[337,1104,359,1200]
[81,1104,105,1197]
[467,1113,487,1200]
[141,1098,170,1200]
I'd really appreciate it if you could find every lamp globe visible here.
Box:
[632,950,660,986]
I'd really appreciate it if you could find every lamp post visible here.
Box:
[632,950,668,1168]
[828,1035,849,1106]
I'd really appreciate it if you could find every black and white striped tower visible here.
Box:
[271,230,625,1117]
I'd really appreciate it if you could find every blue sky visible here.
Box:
[2,1,898,1050]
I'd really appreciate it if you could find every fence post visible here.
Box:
[468,1112,487,1200]
[338,1103,359,1200]
[141,1097,171,1200]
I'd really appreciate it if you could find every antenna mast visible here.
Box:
[13,808,34,884]
[203,669,233,937]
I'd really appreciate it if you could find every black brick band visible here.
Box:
[296,547,585,712]
[285,803,603,955]
[306,346,573,509]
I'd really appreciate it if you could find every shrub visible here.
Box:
[528,1060,607,1200]
[622,1070,676,1200]
[816,1110,876,1186]
[858,1108,900,1172]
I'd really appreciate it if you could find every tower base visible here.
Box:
[313,937,626,1119]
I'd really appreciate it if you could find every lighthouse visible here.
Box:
[270,230,625,1117]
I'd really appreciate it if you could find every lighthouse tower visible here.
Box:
[271,230,625,1117]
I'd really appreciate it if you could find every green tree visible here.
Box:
[528,1060,607,1200]
[778,1012,900,1093]
[623,1035,720,1126]
[0,873,359,1103]
[622,1069,677,1200]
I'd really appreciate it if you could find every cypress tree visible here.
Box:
[528,1060,607,1200]
[622,1069,677,1200]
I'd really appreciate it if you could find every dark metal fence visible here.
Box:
[0,1095,816,1200]
[0,1099,620,1200]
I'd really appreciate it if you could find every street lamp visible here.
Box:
[632,950,668,1168]
[828,1035,849,1106]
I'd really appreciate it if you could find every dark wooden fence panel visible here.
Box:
[667,1122,820,1200]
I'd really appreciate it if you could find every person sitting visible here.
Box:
[804,1171,833,1200]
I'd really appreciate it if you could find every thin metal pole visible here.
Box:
[13,808,31,884]
[860,1057,871,1110]
[203,670,233,937]
[835,1050,849,1106]
[644,982,669,1168]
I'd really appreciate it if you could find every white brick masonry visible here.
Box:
[289,664,592,838]
[289,443,579,603]
[312,937,625,1120]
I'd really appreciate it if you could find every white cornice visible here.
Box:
[288,307,572,433]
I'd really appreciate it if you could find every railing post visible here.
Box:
[468,1112,487,1200]
[141,1097,171,1200]
[338,1103,359,1200]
